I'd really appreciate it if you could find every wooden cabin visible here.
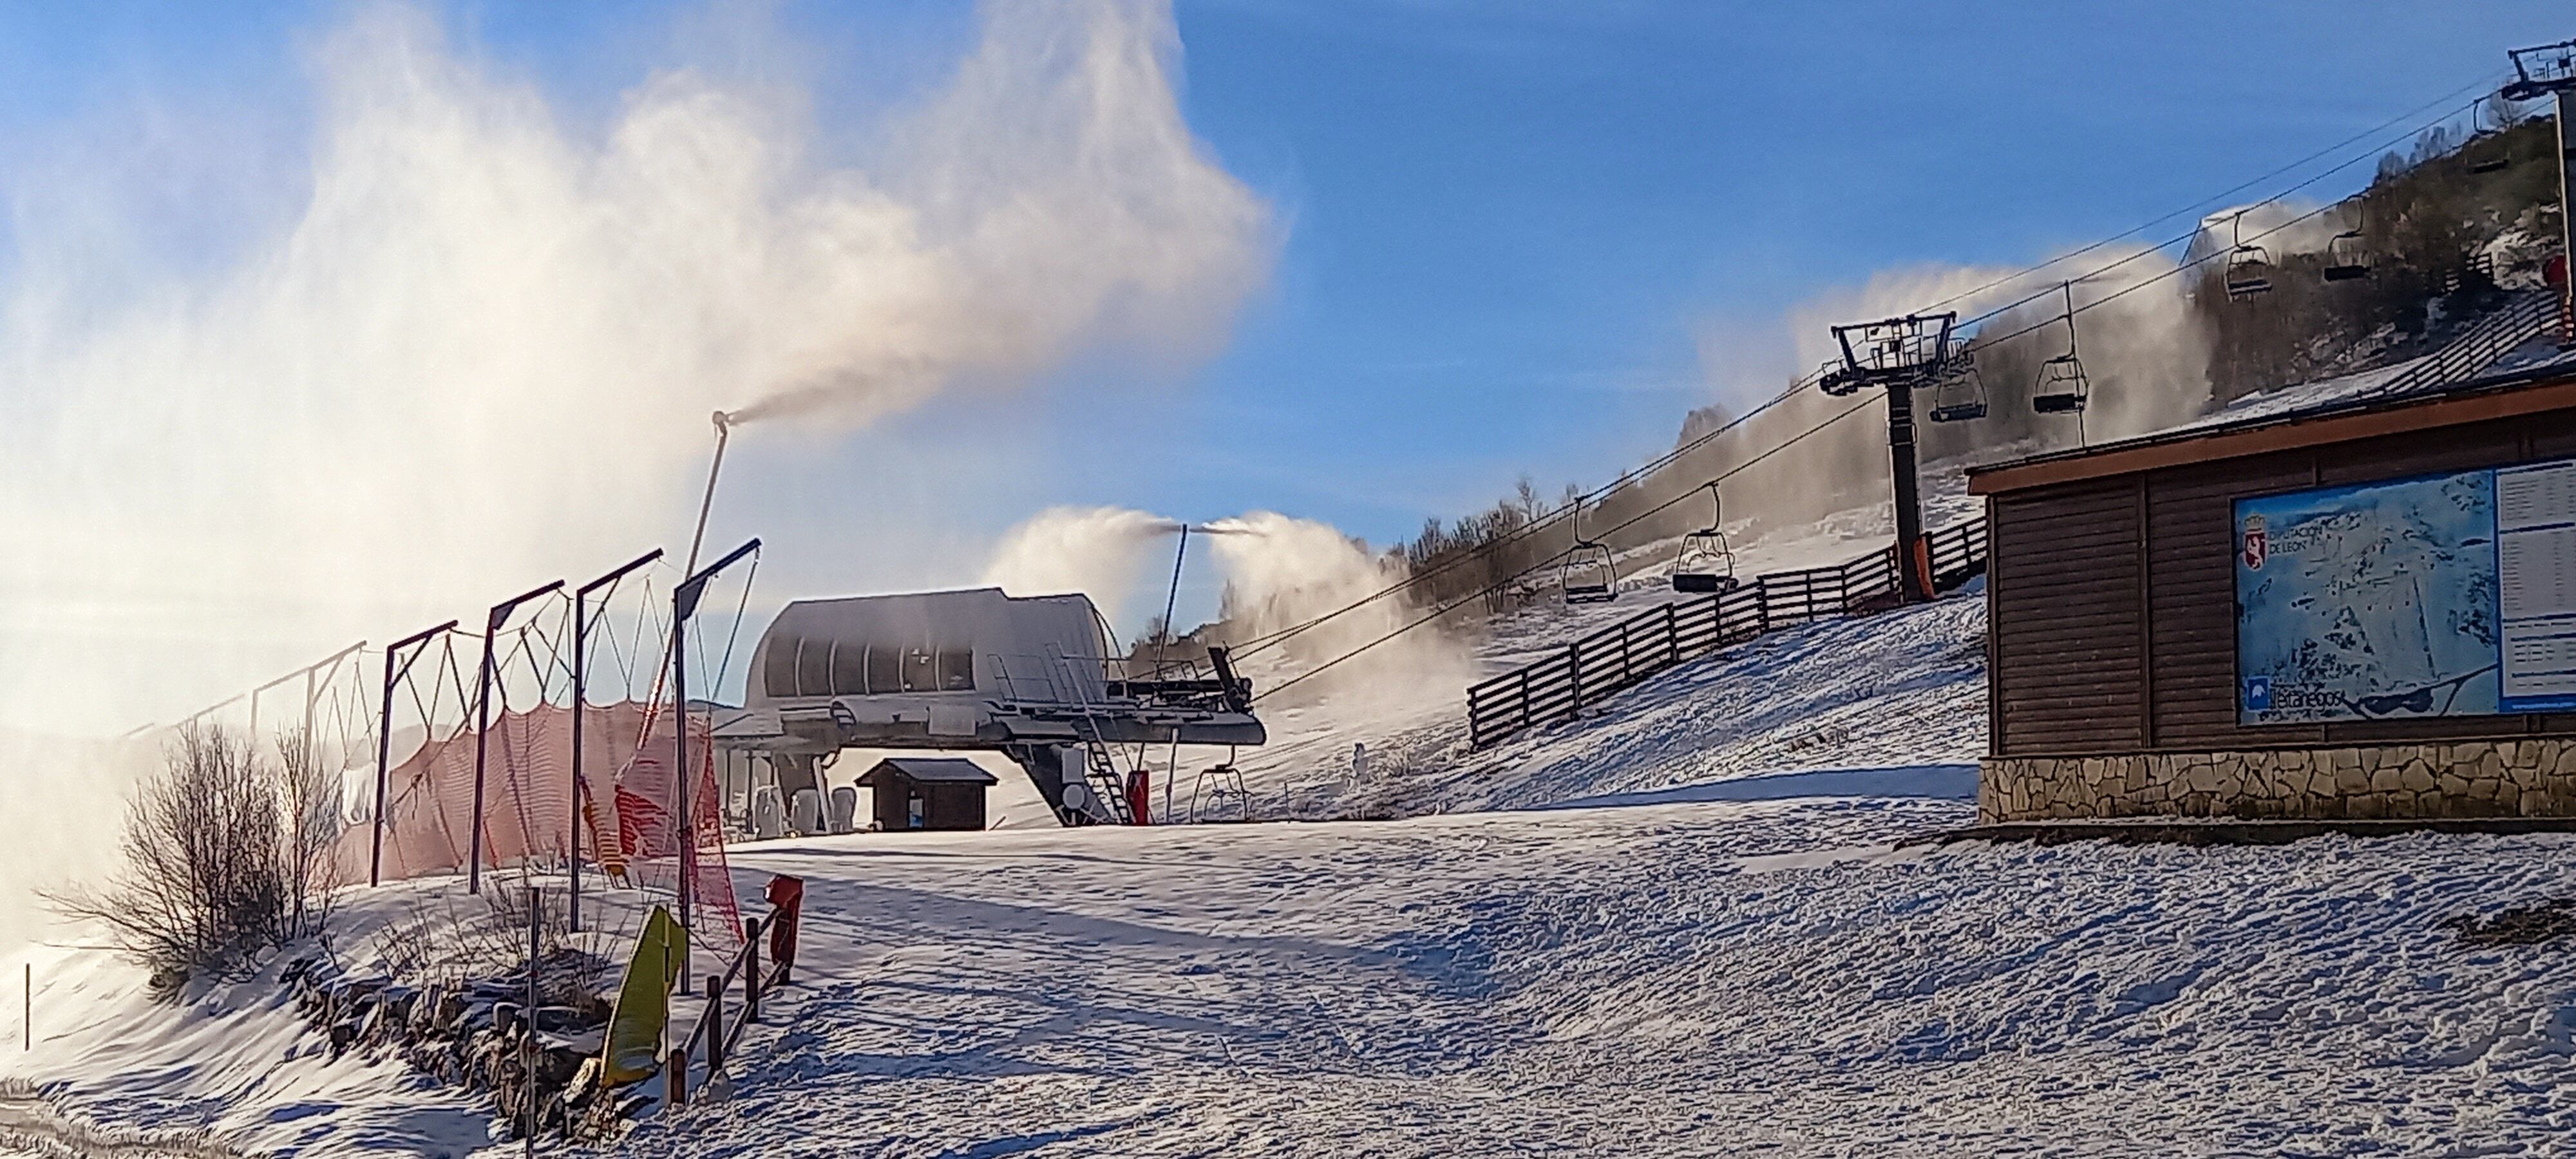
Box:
[857,757,998,832]
[1969,364,2576,822]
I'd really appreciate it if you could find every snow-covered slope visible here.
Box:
[628,800,2576,1157]
[1227,538,1987,827]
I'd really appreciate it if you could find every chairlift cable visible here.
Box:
[1235,84,2498,662]
[1913,71,2508,321]
[1229,372,1817,657]
[1255,390,1882,701]
[1948,90,2494,333]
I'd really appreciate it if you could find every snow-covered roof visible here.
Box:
[860,757,999,785]
[1972,314,2576,494]
[746,587,1107,707]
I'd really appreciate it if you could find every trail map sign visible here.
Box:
[2235,457,2576,724]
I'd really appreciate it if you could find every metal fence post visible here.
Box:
[744,917,764,1024]
[704,975,724,1074]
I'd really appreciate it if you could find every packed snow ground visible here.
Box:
[627,806,2576,1158]
[19,787,2576,1157]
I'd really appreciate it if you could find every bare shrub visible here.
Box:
[367,877,625,1017]
[48,724,338,995]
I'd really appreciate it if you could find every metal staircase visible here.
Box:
[1046,645,1135,824]
[1077,736,1133,824]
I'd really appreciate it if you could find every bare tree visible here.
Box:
[48,724,335,995]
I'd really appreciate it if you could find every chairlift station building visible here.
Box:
[1971,363,2576,822]
[712,587,1262,827]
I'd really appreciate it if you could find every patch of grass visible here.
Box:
[2446,899,2576,948]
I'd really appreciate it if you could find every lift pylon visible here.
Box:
[1821,312,1955,603]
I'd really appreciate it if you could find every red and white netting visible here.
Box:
[332,699,742,952]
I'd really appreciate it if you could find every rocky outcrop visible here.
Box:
[281,957,634,1143]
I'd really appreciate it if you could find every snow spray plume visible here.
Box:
[0,0,1267,947]
[980,507,1186,634]
[0,0,1265,729]
[717,0,1270,429]
[1203,512,1474,706]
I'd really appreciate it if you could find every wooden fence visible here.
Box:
[1465,518,1987,749]
[2368,288,2561,402]
[666,883,802,1106]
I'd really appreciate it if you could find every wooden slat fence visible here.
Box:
[1466,518,1988,749]
[2365,288,2559,402]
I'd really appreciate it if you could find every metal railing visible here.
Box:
[1465,518,1987,749]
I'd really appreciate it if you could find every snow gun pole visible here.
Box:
[571,549,663,932]
[671,538,761,938]
[686,411,733,578]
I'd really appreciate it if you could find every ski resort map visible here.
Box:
[2236,457,2576,724]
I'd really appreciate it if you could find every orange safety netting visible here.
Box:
[334,700,741,951]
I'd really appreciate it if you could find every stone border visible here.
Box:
[1979,739,2576,824]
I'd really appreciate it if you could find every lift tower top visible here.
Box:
[2503,39,2576,343]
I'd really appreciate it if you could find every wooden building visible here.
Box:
[1968,366,2576,822]
[857,757,999,832]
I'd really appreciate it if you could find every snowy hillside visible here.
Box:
[1235,590,1987,824]
[1225,478,1988,827]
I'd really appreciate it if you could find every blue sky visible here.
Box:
[1,1,2570,631]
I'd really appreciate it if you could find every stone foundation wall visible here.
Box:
[1979,739,2576,824]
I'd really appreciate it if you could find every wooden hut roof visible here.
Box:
[860,757,999,785]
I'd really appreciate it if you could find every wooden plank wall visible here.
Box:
[1991,477,2144,753]
[1991,405,2576,757]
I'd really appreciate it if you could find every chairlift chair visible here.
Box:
[1562,540,1619,604]
[1671,484,1741,594]
[2031,355,2090,413]
[1925,348,1988,422]
[2322,230,2371,282]
[2224,245,2275,299]
[2222,211,2274,300]
[2030,280,2090,414]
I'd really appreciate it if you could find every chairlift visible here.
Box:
[2323,230,2371,282]
[2032,356,2090,414]
[1560,509,1618,605]
[2031,281,2090,415]
[1562,541,1618,604]
[2467,140,2513,174]
[2223,211,2273,300]
[1926,346,1988,422]
[2319,203,2372,283]
[1671,484,1741,594]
